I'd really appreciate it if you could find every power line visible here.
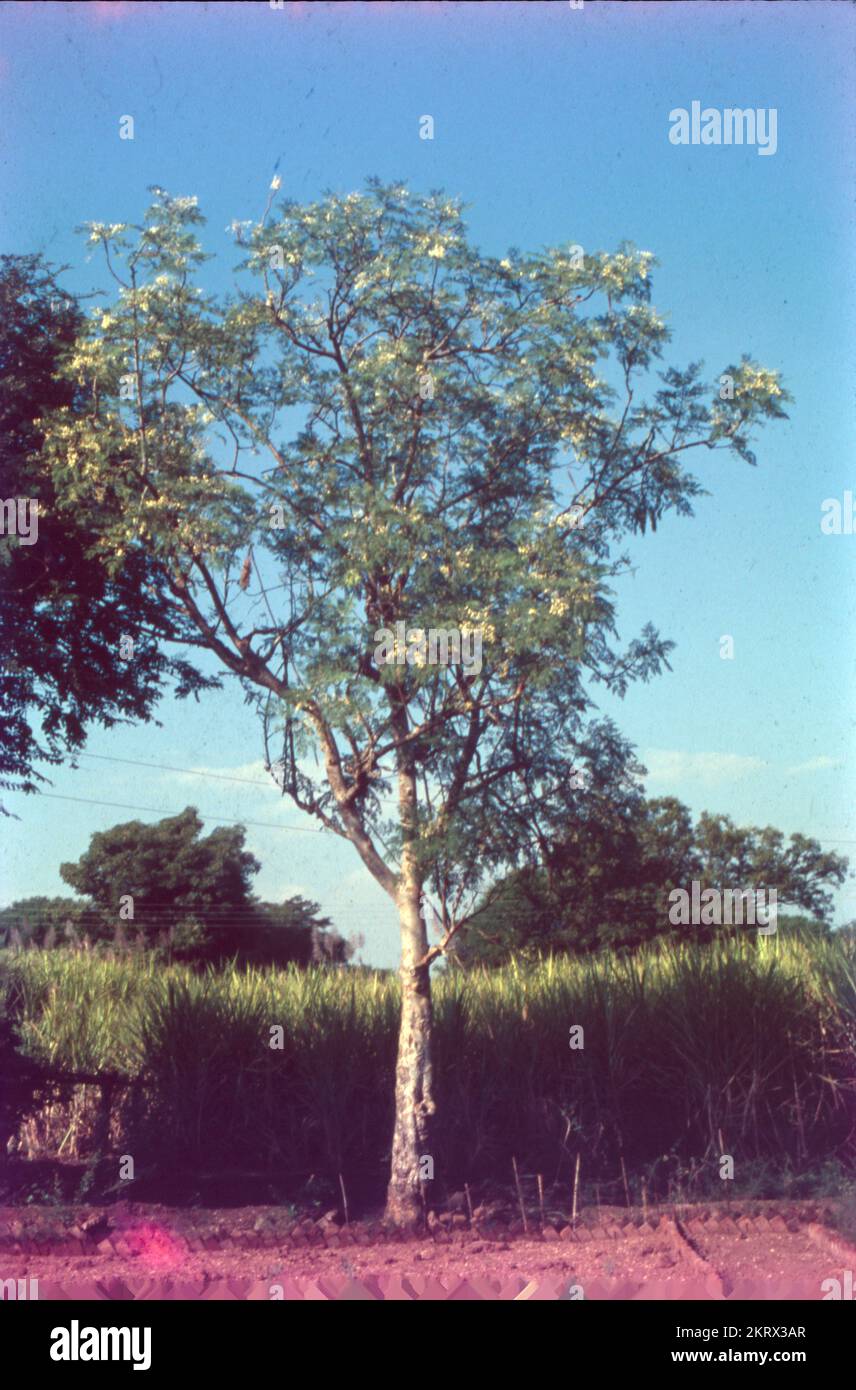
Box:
[59,755,856,847]
[76,752,278,788]
[74,750,399,816]
[36,792,325,835]
[66,750,406,873]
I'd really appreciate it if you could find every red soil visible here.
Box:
[1,1201,854,1299]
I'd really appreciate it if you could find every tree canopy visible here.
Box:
[0,809,349,967]
[60,805,259,928]
[33,180,790,1222]
[37,183,790,919]
[0,254,216,814]
[453,797,848,965]
[47,805,345,964]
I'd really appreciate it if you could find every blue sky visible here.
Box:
[1,0,854,965]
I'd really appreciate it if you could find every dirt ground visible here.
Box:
[2,1200,854,1299]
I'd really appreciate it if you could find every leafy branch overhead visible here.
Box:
[41,183,790,934]
[0,255,218,813]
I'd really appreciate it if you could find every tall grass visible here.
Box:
[2,931,854,1203]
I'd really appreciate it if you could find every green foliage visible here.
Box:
[693,812,846,920]
[454,797,849,964]
[59,805,260,948]
[2,931,852,1197]
[237,896,350,969]
[3,812,348,967]
[37,184,790,921]
[0,254,218,813]
[0,896,94,950]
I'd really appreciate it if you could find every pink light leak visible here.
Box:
[88,0,137,23]
[125,1221,188,1272]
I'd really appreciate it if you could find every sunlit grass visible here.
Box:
[2,929,853,1201]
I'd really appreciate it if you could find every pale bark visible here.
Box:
[385,867,436,1226]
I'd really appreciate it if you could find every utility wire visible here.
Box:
[63,755,856,846]
[76,752,278,788]
[36,792,325,834]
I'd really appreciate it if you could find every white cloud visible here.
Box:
[267,882,310,902]
[786,756,843,775]
[642,749,767,787]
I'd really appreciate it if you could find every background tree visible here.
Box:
[693,812,847,922]
[240,895,350,968]
[40,182,789,1223]
[55,806,344,965]
[0,895,93,951]
[0,254,217,813]
[454,798,847,965]
[59,807,260,952]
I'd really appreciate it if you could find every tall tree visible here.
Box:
[59,806,259,948]
[693,812,847,922]
[40,183,788,1223]
[454,798,847,965]
[0,254,216,813]
[57,808,344,964]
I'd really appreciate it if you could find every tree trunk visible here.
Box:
[384,873,436,1227]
